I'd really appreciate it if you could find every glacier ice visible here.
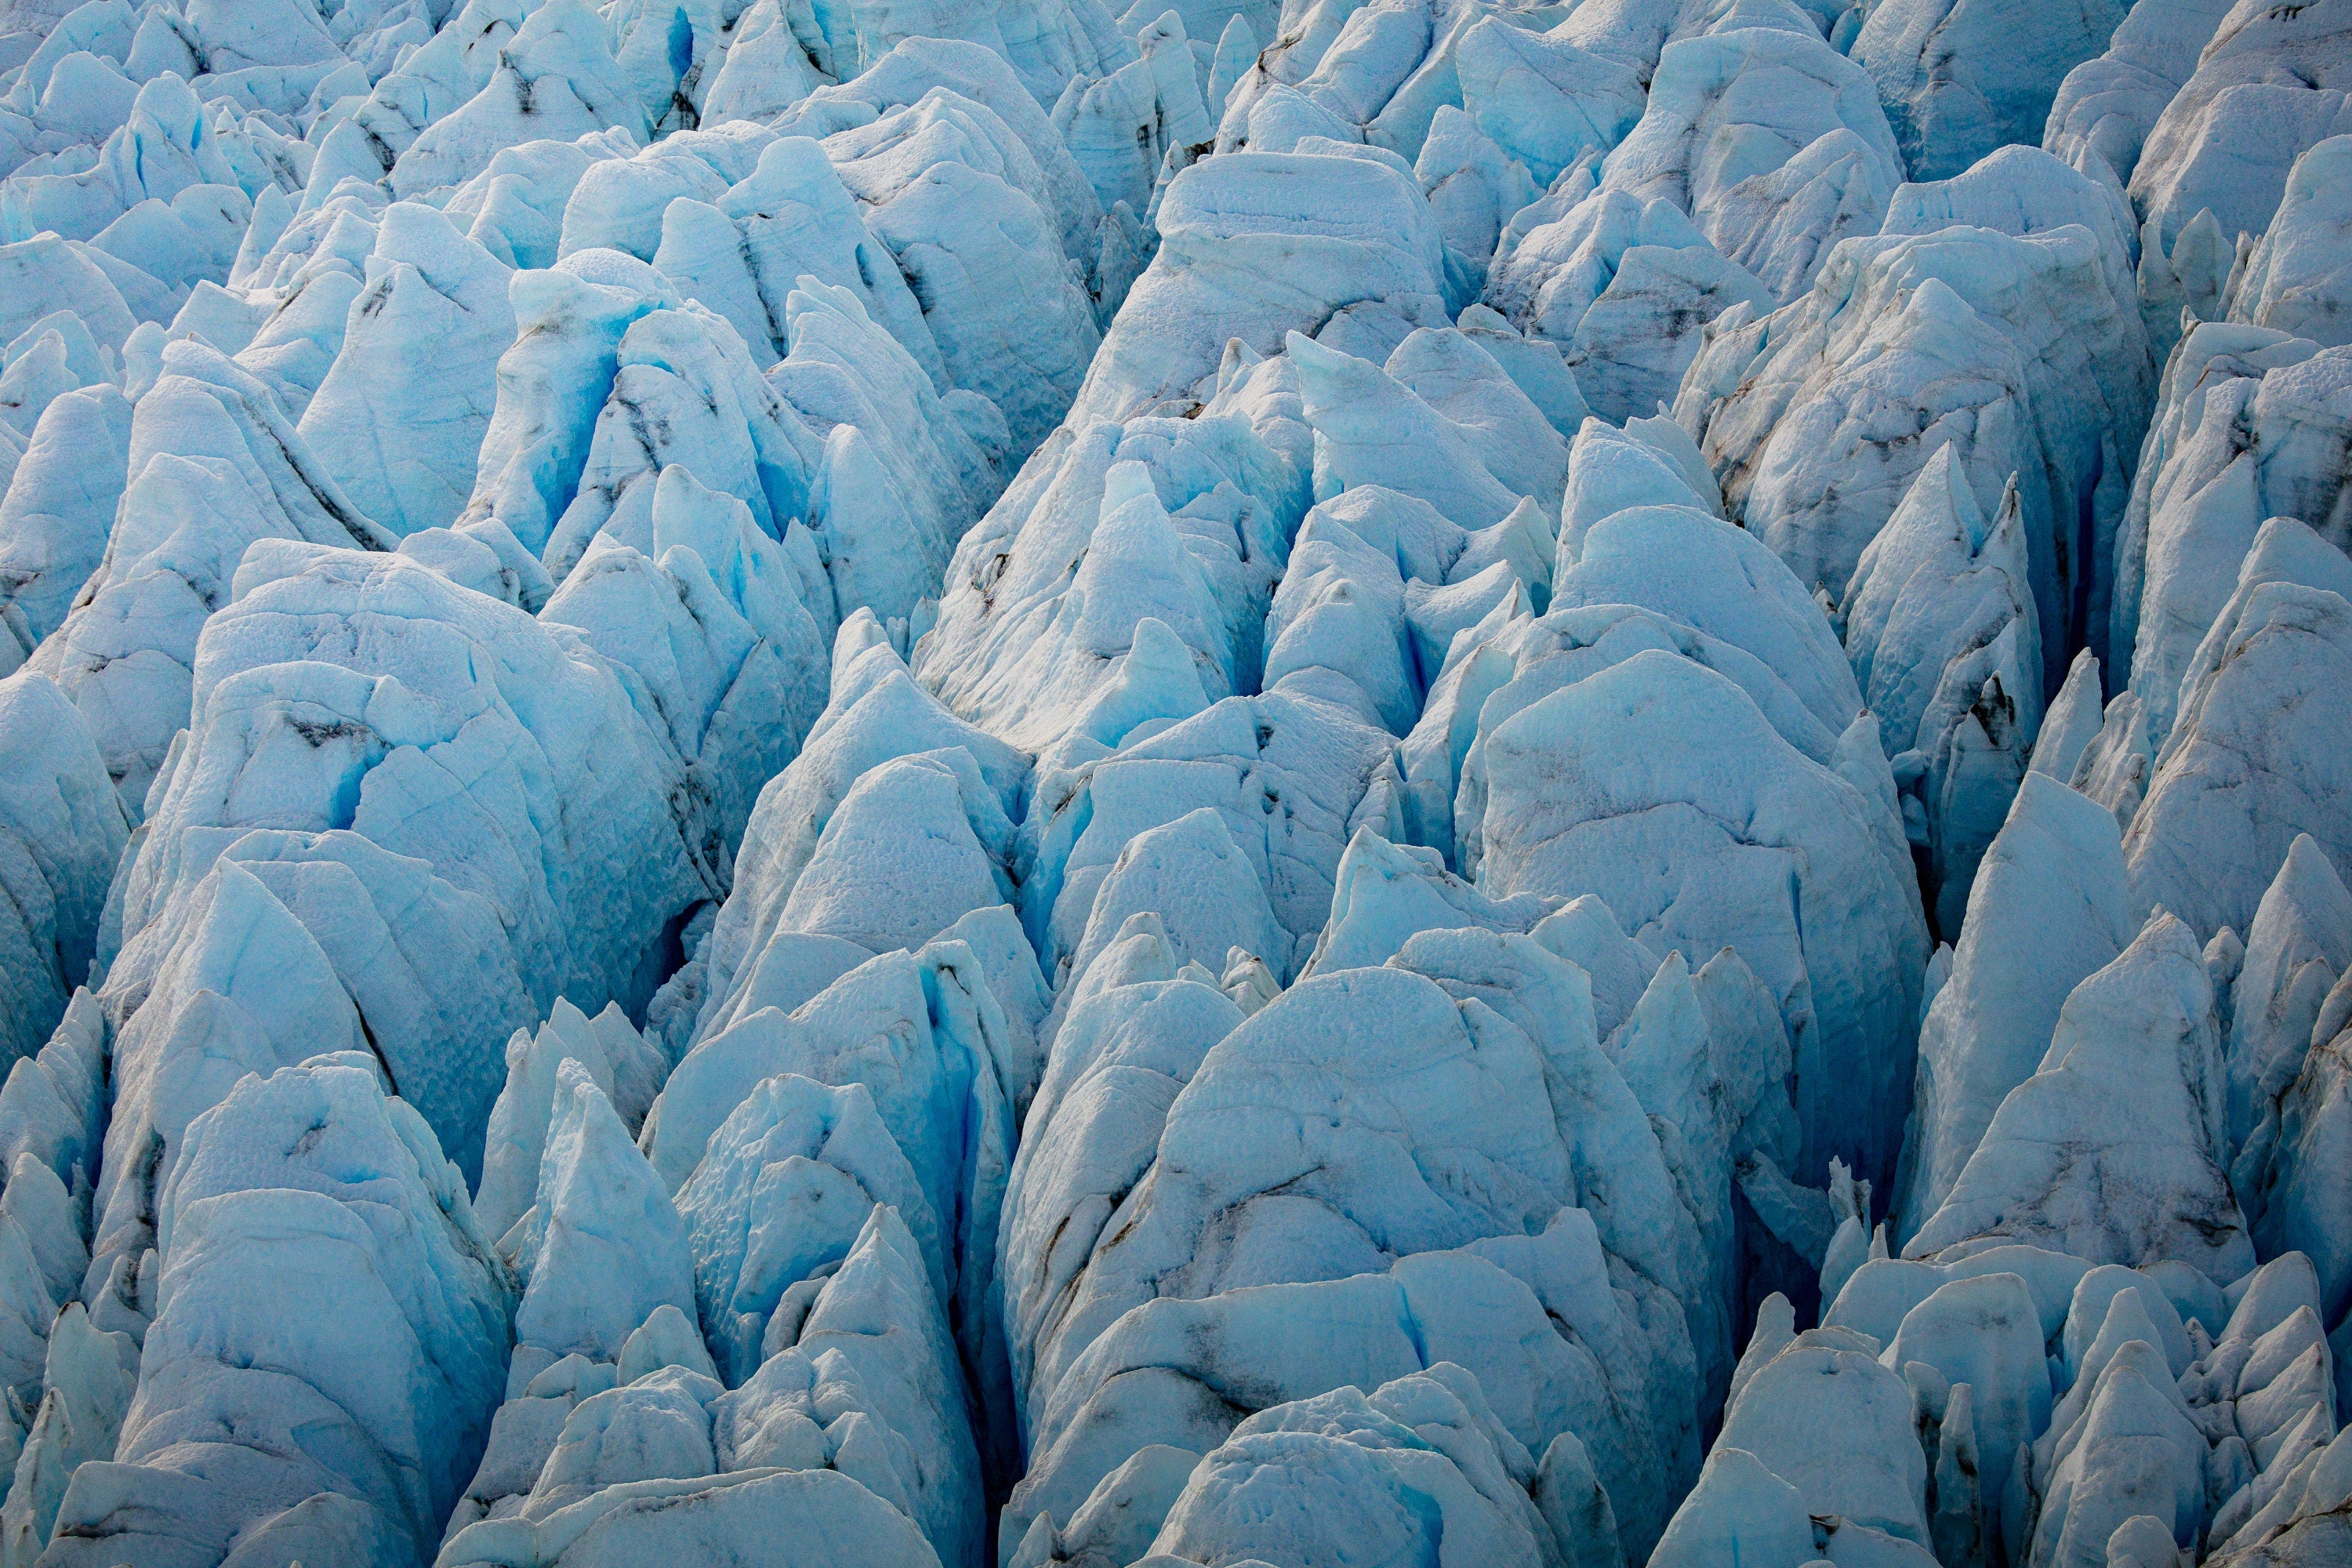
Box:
[294,199,516,535]
[2044,0,2236,190]
[46,1061,510,1566]
[1840,445,2041,931]
[2126,0,2352,259]
[1600,20,1900,304]
[1463,641,1924,1188]
[1893,771,2143,1243]
[0,382,134,651]
[1852,0,2128,183]
[1136,1364,1592,1568]
[1064,147,1453,423]
[26,336,397,810]
[1682,143,2153,687]
[1484,172,1777,425]
[0,0,2345,1563]
[2122,553,2352,944]
[2107,339,2352,725]
[2223,136,2352,352]
[1905,909,2252,1283]
[0,671,126,1070]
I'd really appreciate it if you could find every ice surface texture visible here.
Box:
[0,0,2349,1565]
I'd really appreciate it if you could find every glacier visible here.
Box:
[0,0,2347,1563]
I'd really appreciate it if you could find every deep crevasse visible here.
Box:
[0,0,2347,1563]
